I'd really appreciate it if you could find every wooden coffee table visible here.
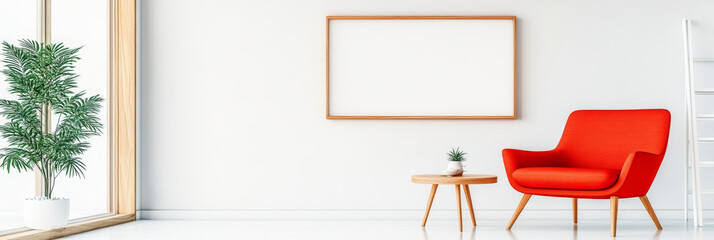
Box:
[411,174,497,231]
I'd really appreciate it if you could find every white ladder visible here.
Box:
[683,18,714,227]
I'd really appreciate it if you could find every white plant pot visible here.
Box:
[442,161,464,176]
[24,198,70,229]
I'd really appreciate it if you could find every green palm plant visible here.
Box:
[0,39,103,199]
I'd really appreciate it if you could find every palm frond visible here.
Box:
[0,39,102,198]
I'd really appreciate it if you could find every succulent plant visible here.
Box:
[447,147,467,162]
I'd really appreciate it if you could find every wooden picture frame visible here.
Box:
[326,16,517,120]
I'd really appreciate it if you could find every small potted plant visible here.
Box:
[442,147,466,176]
[0,40,103,229]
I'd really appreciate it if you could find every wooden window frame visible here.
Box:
[0,0,136,239]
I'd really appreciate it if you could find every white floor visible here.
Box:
[60,219,713,240]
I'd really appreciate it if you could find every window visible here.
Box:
[0,0,43,233]
[52,0,111,221]
[0,0,135,238]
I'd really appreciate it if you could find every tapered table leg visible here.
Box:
[421,184,438,227]
[463,184,476,226]
[456,184,462,232]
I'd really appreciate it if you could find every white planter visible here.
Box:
[24,197,70,229]
[442,161,464,176]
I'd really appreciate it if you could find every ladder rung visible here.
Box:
[694,58,714,62]
[688,162,714,168]
[697,137,714,142]
[696,114,714,119]
[696,89,714,94]
[701,161,714,167]
[688,190,714,194]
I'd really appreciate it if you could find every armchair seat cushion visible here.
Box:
[512,167,620,190]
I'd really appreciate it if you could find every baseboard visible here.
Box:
[137,209,714,220]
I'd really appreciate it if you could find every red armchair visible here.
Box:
[503,109,671,237]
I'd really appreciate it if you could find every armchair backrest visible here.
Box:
[555,109,671,170]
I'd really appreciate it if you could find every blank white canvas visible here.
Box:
[328,19,514,117]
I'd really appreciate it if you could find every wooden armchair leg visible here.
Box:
[506,194,532,230]
[610,196,618,237]
[639,196,663,229]
[572,198,578,224]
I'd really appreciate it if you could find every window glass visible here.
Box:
[52,0,111,219]
[0,0,40,232]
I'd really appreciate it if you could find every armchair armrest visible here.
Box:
[502,149,559,175]
[614,151,665,197]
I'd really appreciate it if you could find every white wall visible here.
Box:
[139,0,714,220]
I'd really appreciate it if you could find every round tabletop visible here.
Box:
[411,174,497,184]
